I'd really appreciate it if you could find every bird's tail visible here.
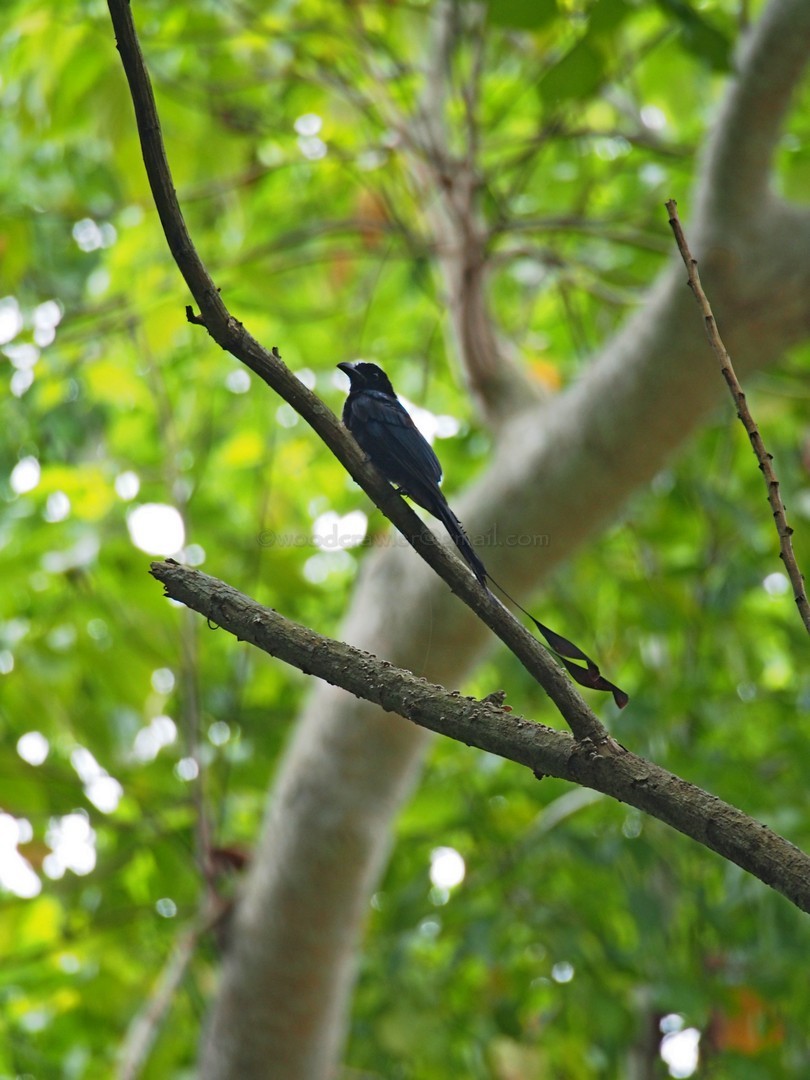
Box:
[432,492,628,708]
[433,496,488,587]
[486,570,629,709]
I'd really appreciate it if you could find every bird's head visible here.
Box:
[337,361,396,397]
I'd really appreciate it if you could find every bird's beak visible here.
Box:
[337,361,359,386]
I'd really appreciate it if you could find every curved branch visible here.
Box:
[468,0,810,606]
[152,559,810,916]
[106,0,613,743]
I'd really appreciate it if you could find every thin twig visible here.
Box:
[461,3,486,171]
[118,922,201,1080]
[151,560,810,916]
[666,199,810,635]
[106,0,617,743]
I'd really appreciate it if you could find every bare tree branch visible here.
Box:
[667,198,810,635]
[106,0,617,743]
[118,921,202,1080]
[152,559,810,915]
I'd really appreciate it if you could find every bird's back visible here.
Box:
[344,387,443,505]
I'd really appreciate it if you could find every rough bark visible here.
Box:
[153,559,810,917]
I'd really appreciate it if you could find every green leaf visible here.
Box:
[539,0,634,105]
[484,0,558,30]
[655,0,733,72]
[540,39,607,104]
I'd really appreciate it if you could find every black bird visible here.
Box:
[338,361,487,586]
[337,361,627,707]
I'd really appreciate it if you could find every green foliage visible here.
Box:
[2,0,808,1076]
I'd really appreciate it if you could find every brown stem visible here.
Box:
[666,199,810,635]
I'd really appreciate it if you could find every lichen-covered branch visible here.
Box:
[152,559,810,917]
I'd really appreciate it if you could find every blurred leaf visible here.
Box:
[539,0,634,105]
[483,0,558,30]
[655,0,733,71]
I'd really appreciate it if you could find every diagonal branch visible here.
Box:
[119,921,203,1080]
[106,0,618,741]
[151,559,810,916]
[667,199,810,635]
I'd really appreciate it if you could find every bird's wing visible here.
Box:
[351,389,443,488]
